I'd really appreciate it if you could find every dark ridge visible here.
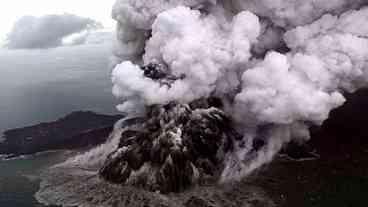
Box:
[0,111,124,156]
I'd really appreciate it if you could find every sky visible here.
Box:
[0,0,116,43]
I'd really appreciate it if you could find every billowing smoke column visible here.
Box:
[35,0,368,205]
[110,0,368,183]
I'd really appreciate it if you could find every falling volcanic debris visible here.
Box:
[36,0,368,206]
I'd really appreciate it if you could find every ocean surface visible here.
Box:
[0,44,118,207]
[0,44,118,133]
[0,151,73,207]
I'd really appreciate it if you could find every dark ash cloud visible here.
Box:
[6,14,101,49]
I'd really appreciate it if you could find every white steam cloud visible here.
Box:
[112,6,260,112]
[32,2,368,206]
[95,0,368,182]
[109,0,368,181]
[6,14,102,49]
[229,0,366,27]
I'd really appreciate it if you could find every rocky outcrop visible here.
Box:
[99,98,240,193]
[0,111,123,156]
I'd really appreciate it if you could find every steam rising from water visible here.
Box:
[110,0,368,180]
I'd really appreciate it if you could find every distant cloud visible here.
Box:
[6,14,102,49]
[62,30,113,46]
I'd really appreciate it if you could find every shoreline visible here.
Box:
[0,111,123,157]
[0,149,76,161]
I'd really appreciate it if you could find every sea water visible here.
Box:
[0,43,117,207]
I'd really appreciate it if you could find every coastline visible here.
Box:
[0,149,75,161]
[0,111,123,157]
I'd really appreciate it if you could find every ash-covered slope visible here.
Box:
[35,109,274,207]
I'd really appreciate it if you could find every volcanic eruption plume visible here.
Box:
[36,0,368,206]
[109,0,368,182]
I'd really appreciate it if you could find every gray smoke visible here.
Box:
[6,14,101,49]
[109,0,368,181]
[35,2,368,206]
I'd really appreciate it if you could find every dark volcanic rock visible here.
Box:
[0,111,123,156]
[99,98,240,193]
[140,62,185,86]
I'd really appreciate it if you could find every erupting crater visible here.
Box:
[99,97,240,193]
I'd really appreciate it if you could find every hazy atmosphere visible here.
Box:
[0,0,118,130]
[0,1,117,206]
[0,0,115,44]
[1,0,368,207]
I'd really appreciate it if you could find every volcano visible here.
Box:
[99,97,239,193]
[36,0,368,206]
